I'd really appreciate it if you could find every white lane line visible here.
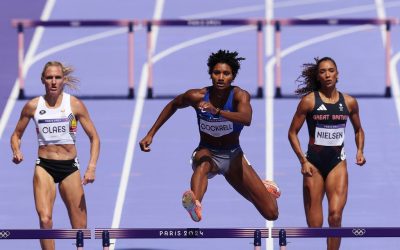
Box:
[265,0,274,57]
[109,64,150,250]
[181,0,335,20]
[375,0,400,125]
[109,1,164,249]
[0,0,55,140]
[181,5,263,19]
[283,25,374,57]
[390,53,400,121]
[265,65,275,250]
[265,0,275,249]
[375,0,388,48]
[30,28,127,67]
[152,26,254,63]
[298,1,400,19]
[275,0,335,8]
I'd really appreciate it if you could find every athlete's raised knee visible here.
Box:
[262,207,279,221]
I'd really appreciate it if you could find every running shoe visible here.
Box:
[182,190,202,222]
[263,180,281,198]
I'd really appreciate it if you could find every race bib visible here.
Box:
[38,118,69,138]
[314,124,345,146]
[199,118,233,137]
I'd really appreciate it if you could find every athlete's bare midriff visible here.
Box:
[38,144,77,160]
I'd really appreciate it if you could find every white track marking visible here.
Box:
[0,0,55,140]
[109,1,164,249]
[375,0,400,125]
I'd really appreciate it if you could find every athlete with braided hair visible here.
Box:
[288,57,366,250]
[139,50,279,222]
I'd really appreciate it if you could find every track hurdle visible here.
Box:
[12,19,138,100]
[95,228,272,250]
[12,18,399,99]
[273,227,400,238]
[272,18,399,98]
[144,19,266,99]
[0,229,91,250]
[95,227,400,249]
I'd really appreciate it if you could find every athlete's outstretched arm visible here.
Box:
[139,90,200,152]
[346,95,366,166]
[10,99,37,164]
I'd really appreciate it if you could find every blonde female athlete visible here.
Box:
[11,61,100,250]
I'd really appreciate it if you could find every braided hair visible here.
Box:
[295,57,337,96]
[207,50,245,80]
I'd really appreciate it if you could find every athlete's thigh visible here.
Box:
[224,152,245,184]
[303,166,325,206]
[302,167,326,226]
[33,166,56,213]
[325,161,348,211]
[237,155,264,190]
[58,171,86,211]
[225,153,266,202]
[192,147,217,171]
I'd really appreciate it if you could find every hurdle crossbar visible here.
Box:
[272,18,399,98]
[0,229,91,239]
[12,18,400,99]
[95,227,400,239]
[144,19,265,99]
[149,19,262,26]
[95,228,268,239]
[273,227,400,238]
[271,18,399,26]
[12,19,139,100]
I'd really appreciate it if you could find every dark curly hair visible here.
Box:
[207,50,245,80]
[295,57,337,96]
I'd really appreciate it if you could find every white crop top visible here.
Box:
[33,93,77,146]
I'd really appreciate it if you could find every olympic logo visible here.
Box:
[0,231,11,239]
[352,228,366,236]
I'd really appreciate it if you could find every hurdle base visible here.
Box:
[128,88,135,99]
[76,230,84,247]
[147,87,153,99]
[18,89,25,100]
[256,87,263,99]
[384,86,391,98]
[275,87,282,98]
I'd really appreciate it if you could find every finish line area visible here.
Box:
[2,227,399,249]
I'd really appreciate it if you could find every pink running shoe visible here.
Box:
[182,190,202,222]
[263,180,281,198]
